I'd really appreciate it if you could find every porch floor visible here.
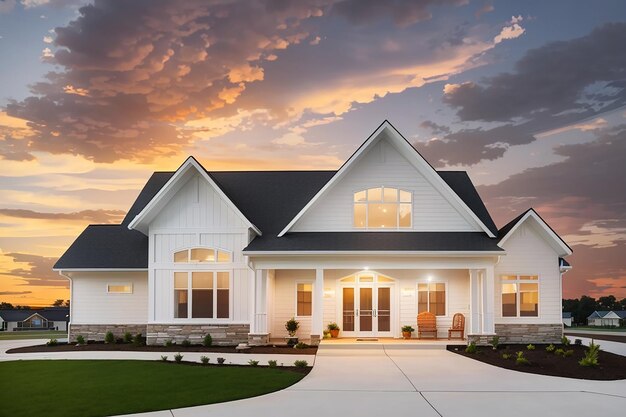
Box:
[319,337,462,350]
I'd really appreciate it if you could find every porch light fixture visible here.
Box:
[364,266,370,270]
[427,276,433,282]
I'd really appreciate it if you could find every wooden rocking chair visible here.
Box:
[417,311,437,339]
[448,313,465,340]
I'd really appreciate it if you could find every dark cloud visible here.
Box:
[0,290,32,295]
[419,120,451,135]
[3,253,68,287]
[444,22,626,122]
[0,208,125,223]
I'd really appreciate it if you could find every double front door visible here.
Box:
[341,273,394,337]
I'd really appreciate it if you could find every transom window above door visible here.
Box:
[173,247,232,263]
[353,187,412,229]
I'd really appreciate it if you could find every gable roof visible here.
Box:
[498,208,572,257]
[562,312,572,319]
[127,157,261,235]
[0,308,69,322]
[277,121,497,238]
[586,310,626,319]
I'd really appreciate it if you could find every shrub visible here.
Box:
[104,331,115,344]
[200,356,210,365]
[123,332,133,344]
[294,360,308,368]
[248,360,259,367]
[489,336,500,350]
[502,353,512,360]
[546,344,556,353]
[561,336,570,346]
[217,357,226,365]
[563,349,574,358]
[268,360,278,368]
[294,342,309,349]
[46,338,58,347]
[465,342,477,354]
[203,334,213,347]
[181,339,192,347]
[160,355,168,362]
[164,339,174,347]
[526,344,535,351]
[323,330,330,339]
[327,322,339,331]
[174,353,183,363]
[579,342,600,367]
[285,317,300,337]
[555,348,565,357]
[401,325,415,333]
[115,337,124,344]
[574,339,582,346]
[75,335,86,345]
[515,351,530,366]
[133,333,146,347]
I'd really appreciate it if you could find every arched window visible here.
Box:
[173,247,232,263]
[353,187,412,229]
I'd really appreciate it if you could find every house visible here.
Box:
[587,310,626,327]
[562,312,572,327]
[0,308,69,331]
[53,121,572,345]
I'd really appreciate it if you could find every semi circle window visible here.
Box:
[173,247,232,263]
[353,187,412,229]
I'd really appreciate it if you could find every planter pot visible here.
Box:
[402,332,412,340]
[286,336,298,346]
[330,329,340,338]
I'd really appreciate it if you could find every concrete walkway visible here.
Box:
[2,340,625,416]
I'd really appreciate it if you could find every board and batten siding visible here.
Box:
[291,137,481,232]
[149,173,252,324]
[71,271,148,324]
[495,221,562,324]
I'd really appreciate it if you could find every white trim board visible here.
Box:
[498,209,572,257]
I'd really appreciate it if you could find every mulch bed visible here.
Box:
[564,332,626,343]
[8,342,318,355]
[448,343,626,380]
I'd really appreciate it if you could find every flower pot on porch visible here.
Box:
[402,331,412,340]
[330,329,339,338]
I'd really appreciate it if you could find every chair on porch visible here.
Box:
[417,311,437,339]
[448,313,465,340]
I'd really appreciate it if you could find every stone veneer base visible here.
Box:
[146,324,250,346]
[69,324,147,342]
[467,323,563,345]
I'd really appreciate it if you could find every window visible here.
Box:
[296,283,313,316]
[174,271,230,319]
[107,284,133,294]
[501,275,538,317]
[173,247,232,263]
[353,187,411,229]
[417,283,446,316]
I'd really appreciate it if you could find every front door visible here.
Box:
[341,273,394,337]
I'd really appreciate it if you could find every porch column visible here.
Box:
[311,268,324,345]
[469,269,481,334]
[482,266,496,334]
[248,269,270,345]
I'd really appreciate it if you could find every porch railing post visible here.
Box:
[311,268,324,345]
[469,269,481,334]
[483,266,495,334]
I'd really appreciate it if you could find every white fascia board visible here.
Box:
[243,250,505,257]
[127,157,261,235]
[499,209,572,256]
[53,268,149,272]
[277,120,496,237]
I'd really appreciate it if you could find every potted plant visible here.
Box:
[285,317,299,346]
[327,322,340,338]
[401,325,414,340]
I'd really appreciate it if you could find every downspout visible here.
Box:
[58,271,72,341]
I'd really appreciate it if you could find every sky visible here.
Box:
[0,0,625,307]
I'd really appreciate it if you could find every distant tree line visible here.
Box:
[0,299,70,310]
[563,295,626,325]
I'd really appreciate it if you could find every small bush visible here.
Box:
[294,360,308,368]
[268,360,278,368]
[502,353,512,360]
[555,348,565,357]
[133,333,146,347]
[164,339,174,347]
[174,353,183,363]
[563,349,574,358]
[574,338,582,346]
[203,334,213,347]
[46,338,58,347]
[200,356,210,365]
[217,357,226,365]
[323,330,330,339]
[160,355,168,362]
[123,332,133,344]
[104,331,115,344]
[401,325,415,333]
[526,344,535,351]
[294,342,309,349]
[465,342,477,354]
[489,336,500,350]
[327,322,339,331]
[248,360,259,366]
[115,337,124,344]
[285,317,299,337]
[75,335,86,345]
[181,339,192,347]
[579,342,600,367]
[515,351,530,366]
[561,336,570,346]
[546,344,556,353]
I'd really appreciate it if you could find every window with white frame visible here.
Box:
[174,271,230,319]
[417,282,446,316]
[501,275,539,317]
[173,247,232,263]
[107,283,133,294]
[296,283,313,316]
[353,187,412,229]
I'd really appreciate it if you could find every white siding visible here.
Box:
[271,270,315,338]
[71,271,148,324]
[292,138,480,232]
[495,221,562,324]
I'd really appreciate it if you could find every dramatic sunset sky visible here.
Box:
[0,0,625,307]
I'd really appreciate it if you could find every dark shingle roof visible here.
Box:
[0,308,69,322]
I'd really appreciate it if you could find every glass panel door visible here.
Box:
[377,287,390,332]
[342,287,355,332]
[359,287,373,332]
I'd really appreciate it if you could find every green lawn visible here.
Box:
[0,330,66,340]
[0,360,306,417]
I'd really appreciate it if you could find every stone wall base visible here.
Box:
[247,333,270,346]
[495,323,563,344]
[467,334,497,346]
[309,334,321,346]
[69,324,147,342]
[147,324,249,346]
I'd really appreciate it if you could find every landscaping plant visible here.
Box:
[133,333,145,347]
[160,355,168,362]
[203,334,213,347]
[465,341,477,354]
[401,325,414,339]
[545,344,555,353]
[104,331,115,344]
[294,360,308,368]
[75,335,86,345]
[563,349,574,358]
[526,344,535,351]
[515,351,530,366]
[579,342,600,367]
[217,357,226,365]
[268,360,277,368]
[489,335,500,350]
[285,318,299,337]
[554,348,565,357]
[200,356,210,365]
[174,353,183,363]
[561,336,570,346]
[123,332,133,343]
[294,342,309,349]
[502,353,512,360]
[165,339,174,347]
[248,360,259,367]
[181,339,192,347]
[327,322,340,338]
[46,338,58,347]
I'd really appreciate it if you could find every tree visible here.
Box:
[577,295,599,324]
[64,299,70,308]
[0,302,14,309]
[621,298,626,310]
[598,295,618,310]
[52,299,65,307]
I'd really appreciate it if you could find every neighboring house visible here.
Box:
[562,312,572,327]
[587,310,626,327]
[54,121,573,345]
[0,308,69,331]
